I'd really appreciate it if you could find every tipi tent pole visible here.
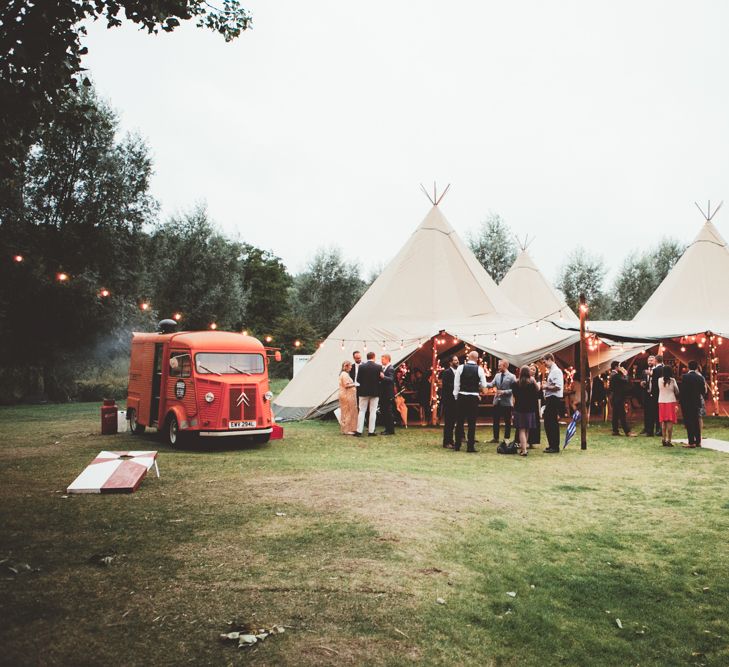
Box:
[430,336,439,426]
[579,294,589,450]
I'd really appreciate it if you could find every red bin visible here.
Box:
[101,398,118,435]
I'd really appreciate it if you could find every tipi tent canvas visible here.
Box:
[273,205,577,420]
[499,248,578,323]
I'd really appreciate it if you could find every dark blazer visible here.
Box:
[349,363,361,383]
[357,360,382,397]
[609,371,629,403]
[379,364,396,400]
[649,365,664,400]
[440,367,457,402]
[680,371,707,411]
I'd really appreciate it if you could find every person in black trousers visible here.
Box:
[379,353,396,436]
[453,351,487,452]
[640,355,656,435]
[609,361,637,436]
[680,360,707,447]
[440,355,459,448]
[649,355,665,436]
[542,353,563,453]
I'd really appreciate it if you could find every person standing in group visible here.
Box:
[379,354,396,436]
[609,361,637,437]
[440,355,460,448]
[542,353,563,453]
[527,363,542,447]
[680,360,707,448]
[512,366,540,456]
[453,350,487,453]
[640,355,657,435]
[657,365,680,447]
[649,354,665,436]
[349,350,363,398]
[354,352,382,437]
[487,359,516,445]
[338,361,358,435]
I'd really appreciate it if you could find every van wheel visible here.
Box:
[128,409,146,435]
[165,414,182,447]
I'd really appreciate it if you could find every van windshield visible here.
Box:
[195,353,265,375]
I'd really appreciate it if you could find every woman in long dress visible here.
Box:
[338,361,358,435]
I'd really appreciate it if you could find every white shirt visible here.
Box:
[453,361,488,399]
[544,363,564,398]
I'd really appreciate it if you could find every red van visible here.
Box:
[126,327,279,446]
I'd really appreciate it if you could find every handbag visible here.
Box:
[497,441,518,455]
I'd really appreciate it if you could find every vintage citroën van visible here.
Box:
[127,322,279,445]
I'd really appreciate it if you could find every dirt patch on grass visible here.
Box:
[238,470,502,542]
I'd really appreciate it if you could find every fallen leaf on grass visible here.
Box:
[220,623,285,649]
[88,552,116,567]
[275,512,287,517]
[615,618,623,629]
[506,592,517,598]
[436,597,446,605]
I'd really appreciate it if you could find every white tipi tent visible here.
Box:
[562,217,729,341]
[499,248,578,322]
[273,205,577,420]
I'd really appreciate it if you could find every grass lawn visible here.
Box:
[1,402,728,666]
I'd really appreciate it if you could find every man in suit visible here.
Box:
[440,355,459,448]
[609,361,637,436]
[681,360,707,447]
[355,351,382,437]
[640,355,656,435]
[486,359,516,444]
[453,351,487,452]
[349,350,363,398]
[379,354,396,435]
[649,354,664,436]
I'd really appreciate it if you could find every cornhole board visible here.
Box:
[67,451,159,494]
[270,424,284,440]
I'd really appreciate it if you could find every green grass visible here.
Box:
[1,405,729,666]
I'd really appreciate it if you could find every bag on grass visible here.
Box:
[497,441,518,455]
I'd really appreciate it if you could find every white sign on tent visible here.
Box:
[292,354,312,378]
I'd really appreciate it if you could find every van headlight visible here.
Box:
[205,392,215,403]
[264,391,273,401]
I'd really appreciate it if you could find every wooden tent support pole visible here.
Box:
[579,294,589,450]
[430,336,439,426]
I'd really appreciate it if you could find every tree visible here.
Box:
[1,0,252,209]
[148,205,248,330]
[557,247,612,319]
[0,86,157,398]
[238,244,292,335]
[609,238,686,319]
[468,213,517,283]
[293,248,366,338]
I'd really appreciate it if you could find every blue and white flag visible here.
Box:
[564,410,581,449]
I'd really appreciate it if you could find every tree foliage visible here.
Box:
[557,246,612,319]
[293,248,366,338]
[609,238,686,319]
[468,213,517,283]
[0,0,252,206]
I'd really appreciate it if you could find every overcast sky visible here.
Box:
[83,1,729,284]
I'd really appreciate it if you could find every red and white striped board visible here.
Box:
[67,451,159,494]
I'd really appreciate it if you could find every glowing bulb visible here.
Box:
[340,341,345,350]
[13,255,23,263]
[514,329,519,338]
[210,322,217,330]
[363,341,368,350]
[680,346,686,352]
[559,311,564,321]
[400,340,404,350]
[56,272,68,282]
[319,342,324,349]
[173,312,182,321]
[265,335,273,343]
[381,340,386,350]
[140,302,150,311]
[99,288,110,298]
[294,340,301,348]
[535,321,540,331]
[493,334,497,343]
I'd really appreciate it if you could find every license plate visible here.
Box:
[229,420,257,429]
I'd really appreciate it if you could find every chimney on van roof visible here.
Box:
[158,319,178,334]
